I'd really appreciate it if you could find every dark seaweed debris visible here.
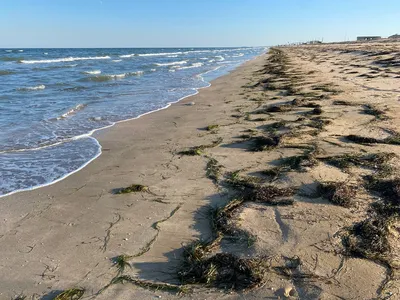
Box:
[318,182,357,207]
[178,244,266,291]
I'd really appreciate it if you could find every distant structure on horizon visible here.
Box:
[389,34,400,39]
[357,36,382,41]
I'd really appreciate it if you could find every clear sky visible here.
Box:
[1,0,399,48]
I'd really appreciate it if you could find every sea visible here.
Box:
[0,47,266,197]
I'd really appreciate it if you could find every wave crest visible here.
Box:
[17,84,46,91]
[82,70,101,75]
[120,54,137,58]
[57,104,87,120]
[174,62,204,70]
[20,56,111,64]
[155,60,187,67]
[83,71,143,82]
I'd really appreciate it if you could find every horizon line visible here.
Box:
[0,46,268,49]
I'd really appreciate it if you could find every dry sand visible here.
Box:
[1,41,400,300]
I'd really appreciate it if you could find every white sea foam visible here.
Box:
[57,103,87,120]
[120,54,136,58]
[112,59,122,62]
[232,53,244,57]
[5,50,12,52]
[150,68,156,72]
[138,51,183,57]
[44,52,48,55]
[208,59,215,63]
[17,84,46,91]
[213,48,249,53]
[215,55,225,61]
[85,71,143,81]
[82,70,101,75]
[110,73,126,79]
[121,48,250,58]
[155,60,187,67]
[175,62,203,70]
[217,60,235,64]
[20,56,111,64]
[18,50,24,52]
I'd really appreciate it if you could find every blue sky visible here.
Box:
[1,0,399,47]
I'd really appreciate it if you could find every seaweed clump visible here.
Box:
[250,135,280,152]
[310,107,323,115]
[325,152,395,176]
[178,241,266,291]
[317,182,357,207]
[55,289,85,300]
[211,199,244,237]
[114,254,132,274]
[333,100,358,106]
[343,177,400,263]
[265,105,292,113]
[206,157,223,183]
[263,145,319,179]
[346,134,400,145]
[307,117,331,130]
[179,138,223,156]
[210,199,255,245]
[206,124,220,132]
[115,184,149,194]
[363,104,388,120]
[245,185,295,206]
[364,177,400,204]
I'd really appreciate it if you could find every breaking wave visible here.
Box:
[20,56,111,64]
[138,51,183,57]
[17,84,46,91]
[82,70,101,75]
[83,71,143,82]
[57,103,87,120]
[120,54,136,58]
[174,62,204,70]
[155,60,187,67]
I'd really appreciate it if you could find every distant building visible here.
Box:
[357,36,381,41]
[389,34,400,39]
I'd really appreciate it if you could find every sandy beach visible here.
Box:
[2,41,400,299]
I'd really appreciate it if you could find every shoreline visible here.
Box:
[0,55,261,199]
[2,42,399,299]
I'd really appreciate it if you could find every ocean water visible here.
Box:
[0,47,265,197]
